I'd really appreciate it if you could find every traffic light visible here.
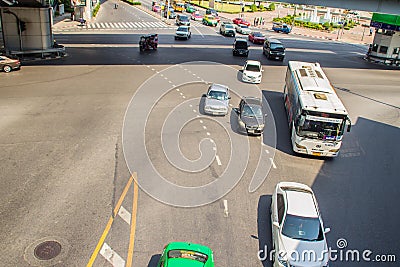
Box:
[19,20,26,32]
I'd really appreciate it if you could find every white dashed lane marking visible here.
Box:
[216,155,222,166]
[100,243,125,267]
[269,158,277,169]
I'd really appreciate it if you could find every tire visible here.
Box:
[3,65,12,73]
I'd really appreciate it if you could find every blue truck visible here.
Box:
[272,22,291,33]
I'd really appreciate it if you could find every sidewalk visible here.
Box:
[52,12,87,30]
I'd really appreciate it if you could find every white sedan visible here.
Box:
[235,24,251,35]
[271,182,330,267]
[242,60,263,84]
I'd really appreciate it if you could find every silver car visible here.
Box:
[204,83,231,116]
[234,97,265,135]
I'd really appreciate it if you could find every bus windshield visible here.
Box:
[297,118,344,140]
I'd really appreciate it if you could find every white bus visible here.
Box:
[283,61,351,157]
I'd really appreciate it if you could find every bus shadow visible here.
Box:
[262,90,293,156]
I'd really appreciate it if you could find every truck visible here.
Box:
[272,22,291,33]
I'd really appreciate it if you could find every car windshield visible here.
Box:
[235,41,248,49]
[242,105,262,117]
[225,24,234,28]
[240,25,248,29]
[168,249,208,263]
[245,64,260,72]
[282,214,324,241]
[297,119,342,140]
[208,16,215,20]
[270,43,284,49]
[208,90,227,100]
[253,32,264,37]
[179,16,189,21]
[177,27,188,32]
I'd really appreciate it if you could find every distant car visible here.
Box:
[235,97,265,135]
[272,22,291,33]
[164,7,176,19]
[248,31,266,44]
[176,14,190,26]
[174,2,185,12]
[157,242,215,267]
[204,83,231,116]
[235,24,251,35]
[232,17,250,26]
[186,4,196,13]
[219,22,235,37]
[242,60,263,84]
[232,38,249,57]
[152,4,161,12]
[0,55,21,73]
[202,15,218,27]
[271,182,330,267]
[191,11,203,21]
[175,25,191,40]
[263,38,285,61]
[205,9,220,22]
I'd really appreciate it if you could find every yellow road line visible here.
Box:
[126,174,139,267]
[86,174,134,267]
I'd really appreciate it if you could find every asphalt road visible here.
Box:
[0,2,399,267]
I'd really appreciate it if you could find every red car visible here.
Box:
[232,17,250,26]
[152,4,161,12]
[248,31,266,44]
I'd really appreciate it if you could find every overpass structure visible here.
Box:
[0,0,399,59]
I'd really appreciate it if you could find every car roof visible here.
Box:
[210,83,229,92]
[177,25,189,29]
[267,38,282,44]
[165,242,213,255]
[235,38,247,42]
[246,60,261,66]
[242,96,262,105]
[285,190,318,218]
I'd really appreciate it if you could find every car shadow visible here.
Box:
[257,195,273,267]
[147,254,161,267]
[198,95,206,115]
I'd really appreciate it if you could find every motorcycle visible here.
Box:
[139,34,158,52]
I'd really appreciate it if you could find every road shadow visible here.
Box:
[147,254,161,267]
[257,195,273,267]
[311,117,400,266]
[262,90,293,156]
[198,95,206,115]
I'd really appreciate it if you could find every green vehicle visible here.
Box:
[186,5,196,13]
[157,242,214,267]
[202,15,218,27]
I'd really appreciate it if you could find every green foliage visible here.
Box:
[92,3,100,17]
[268,3,275,11]
[250,4,257,12]
[123,0,141,5]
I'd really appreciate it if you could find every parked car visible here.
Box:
[152,4,161,12]
[232,38,249,57]
[191,11,203,21]
[263,38,285,61]
[235,24,251,35]
[203,83,231,116]
[157,242,214,267]
[271,182,330,267]
[175,25,191,40]
[272,22,291,33]
[234,97,265,135]
[242,60,263,84]
[202,15,218,27]
[232,17,250,26]
[219,22,235,37]
[176,14,190,26]
[0,55,21,73]
[248,31,266,44]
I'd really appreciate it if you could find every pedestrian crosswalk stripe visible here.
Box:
[127,22,135,28]
[101,22,106,28]
[121,22,129,28]
[117,22,124,28]
[148,22,158,27]
[136,22,145,28]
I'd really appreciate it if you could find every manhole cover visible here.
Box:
[34,241,62,260]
